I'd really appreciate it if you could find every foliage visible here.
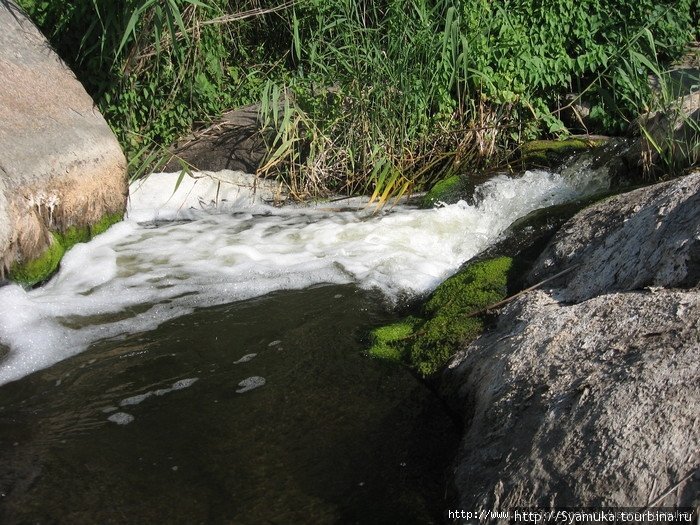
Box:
[636,67,700,178]
[17,0,698,198]
[368,257,513,376]
[258,0,697,197]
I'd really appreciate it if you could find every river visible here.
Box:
[0,165,609,523]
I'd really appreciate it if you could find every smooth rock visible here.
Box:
[0,1,127,276]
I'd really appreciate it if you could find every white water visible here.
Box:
[0,168,608,385]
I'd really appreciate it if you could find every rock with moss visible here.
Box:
[368,318,421,363]
[368,257,513,376]
[0,1,127,281]
[420,172,501,208]
[8,233,65,286]
[8,212,123,286]
[519,138,606,169]
[421,175,465,208]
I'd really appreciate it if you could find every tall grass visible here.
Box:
[258,0,697,199]
[17,0,698,199]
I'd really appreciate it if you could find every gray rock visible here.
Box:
[444,289,699,515]
[444,174,700,519]
[528,172,700,302]
[0,1,127,274]
[163,105,267,173]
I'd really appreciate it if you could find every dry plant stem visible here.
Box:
[199,1,297,26]
[464,264,581,318]
[643,469,698,509]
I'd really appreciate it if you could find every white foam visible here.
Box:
[119,377,199,407]
[107,412,135,425]
[236,376,266,393]
[0,169,608,385]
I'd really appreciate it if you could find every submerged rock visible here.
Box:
[0,1,127,284]
[443,172,700,517]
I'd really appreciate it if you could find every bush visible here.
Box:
[17,0,697,194]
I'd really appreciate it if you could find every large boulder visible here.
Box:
[528,172,700,302]
[0,1,127,284]
[443,173,700,519]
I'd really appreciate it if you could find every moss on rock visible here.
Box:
[9,232,66,286]
[421,175,463,208]
[57,212,123,250]
[520,138,606,168]
[367,257,514,376]
[9,212,123,287]
[368,317,421,363]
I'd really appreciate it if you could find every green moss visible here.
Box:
[9,212,124,287]
[368,318,420,363]
[410,256,513,376]
[9,233,66,286]
[57,212,123,252]
[520,138,605,168]
[366,257,514,377]
[421,175,466,208]
[90,212,123,237]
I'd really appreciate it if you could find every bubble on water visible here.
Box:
[120,392,153,407]
[108,412,134,425]
[236,376,266,393]
[171,377,198,390]
[234,353,257,364]
[119,377,198,407]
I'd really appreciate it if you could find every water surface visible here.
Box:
[0,285,457,524]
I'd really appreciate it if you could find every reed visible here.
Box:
[17,0,697,200]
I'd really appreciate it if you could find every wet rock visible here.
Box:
[0,1,127,282]
[421,172,500,208]
[518,138,606,170]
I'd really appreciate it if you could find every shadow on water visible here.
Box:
[0,284,459,524]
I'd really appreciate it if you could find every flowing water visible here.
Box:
[0,166,610,523]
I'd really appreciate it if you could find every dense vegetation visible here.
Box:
[18,0,698,198]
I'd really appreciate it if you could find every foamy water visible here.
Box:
[0,168,608,384]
